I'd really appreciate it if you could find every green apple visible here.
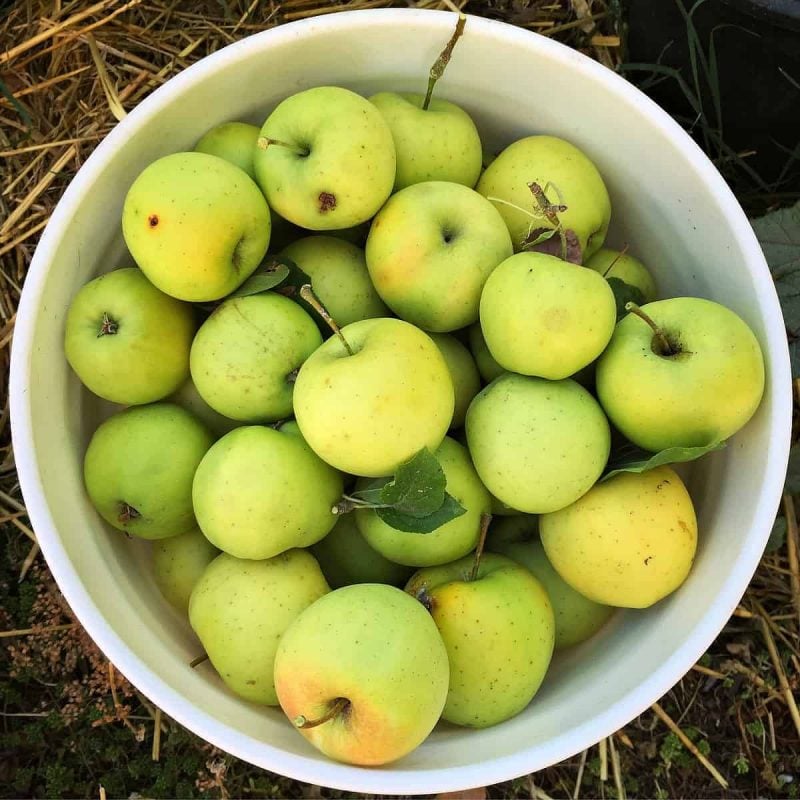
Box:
[466,374,610,513]
[312,514,413,589]
[355,437,491,567]
[189,549,329,705]
[280,236,388,327]
[596,297,766,451]
[428,333,481,429]
[488,516,615,648]
[365,181,513,332]
[64,268,195,405]
[293,317,453,477]
[169,377,239,438]
[476,135,611,259]
[468,323,505,383]
[407,552,554,727]
[152,528,218,613]
[84,403,214,539]
[194,121,260,179]
[369,93,482,189]
[122,152,271,301]
[254,86,395,230]
[192,425,342,560]
[479,252,616,379]
[274,584,448,765]
[189,293,321,423]
[584,247,657,303]
[541,466,697,608]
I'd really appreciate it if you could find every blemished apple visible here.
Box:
[152,527,219,613]
[293,317,454,477]
[274,583,449,766]
[365,181,513,332]
[189,549,329,705]
[64,267,195,405]
[189,292,321,423]
[540,466,698,608]
[355,437,491,567]
[584,247,657,303]
[407,552,554,727]
[122,152,271,301]
[370,93,482,189]
[84,403,214,539]
[476,135,611,259]
[194,121,260,179]
[596,297,766,451]
[428,333,481,429]
[488,515,614,648]
[280,236,388,327]
[480,251,616,379]
[466,373,610,513]
[169,377,239,438]
[468,323,505,383]
[254,86,396,230]
[192,423,342,560]
[312,514,414,590]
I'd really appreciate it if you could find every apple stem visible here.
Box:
[299,284,354,356]
[256,137,309,157]
[602,243,630,277]
[422,13,467,110]
[98,312,118,337]
[332,495,389,515]
[189,653,209,669]
[624,302,677,356]
[468,512,492,582]
[294,697,350,729]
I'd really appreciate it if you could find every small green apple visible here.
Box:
[466,374,610,513]
[254,86,395,230]
[428,333,481,429]
[293,317,454,477]
[152,528,218,613]
[584,247,657,303]
[194,121,260,179]
[479,252,616,379]
[189,292,321,423]
[596,297,765,451]
[369,93,482,189]
[64,268,195,405]
[84,403,214,539]
[365,181,513,332]
[468,323,505,383]
[540,467,697,608]
[407,552,554,727]
[122,152,271,301]
[274,584,448,765]
[189,549,329,705]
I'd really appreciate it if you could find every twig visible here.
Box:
[609,733,626,800]
[573,748,588,799]
[0,623,76,638]
[598,736,608,782]
[19,540,40,582]
[107,661,138,735]
[757,613,800,737]
[783,493,800,629]
[151,706,162,761]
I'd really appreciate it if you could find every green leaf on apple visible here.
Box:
[607,277,646,321]
[228,260,291,297]
[376,493,466,533]
[601,440,726,481]
[378,447,447,517]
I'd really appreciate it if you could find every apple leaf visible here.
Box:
[378,448,447,517]
[273,257,314,300]
[607,277,646,321]
[376,493,466,533]
[520,227,557,250]
[228,260,290,297]
[601,440,726,481]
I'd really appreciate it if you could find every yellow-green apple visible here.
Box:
[466,374,610,513]
[596,297,765,451]
[369,93,482,189]
[476,135,610,258]
[189,293,321,423]
[293,317,454,476]
[169,377,239,438]
[273,583,448,765]
[540,466,697,608]
[64,268,195,405]
[189,549,329,705]
[192,424,342,560]
[254,86,395,230]
[194,121,260,179]
[479,252,616,379]
[468,323,505,382]
[488,515,614,648]
[365,181,513,331]
[407,552,554,727]
[584,247,657,302]
[152,528,218,613]
[429,333,481,428]
[122,152,271,301]
[84,403,213,539]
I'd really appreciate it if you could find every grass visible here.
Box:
[1,1,799,797]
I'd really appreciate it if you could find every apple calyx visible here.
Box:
[299,284,354,356]
[318,192,337,213]
[468,512,492,582]
[294,697,350,729]
[286,367,300,384]
[256,137,309,157]
[117,501,140,525]
[624,302,681,357]
[422,13,467,111]
[98,312,118,337]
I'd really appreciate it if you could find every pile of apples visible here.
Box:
[63,17,766,767]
